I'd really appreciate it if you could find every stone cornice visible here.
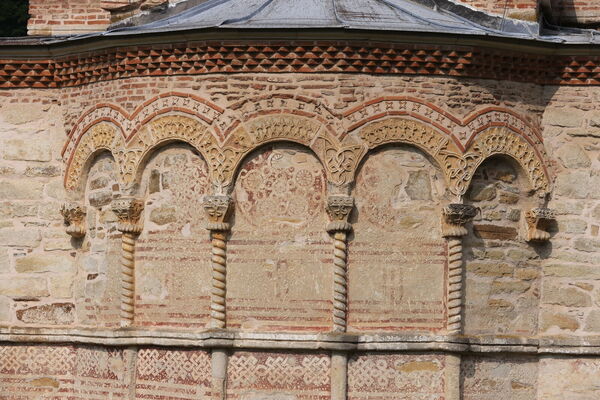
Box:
[1,327,600,355]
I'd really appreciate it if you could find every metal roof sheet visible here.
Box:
[17,0,600,45]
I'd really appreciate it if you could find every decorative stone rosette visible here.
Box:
[525,207,555,242]
[60,202,87,238]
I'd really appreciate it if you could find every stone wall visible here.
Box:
[1,70,600,399]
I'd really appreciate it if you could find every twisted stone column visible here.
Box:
[112,198,144,328]
[60,202,87,238]
[442,204,476,400]
[441,203,477,335]
[326,196,354,333]
[204,195,233,329]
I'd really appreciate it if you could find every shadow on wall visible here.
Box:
[462,155,550,336]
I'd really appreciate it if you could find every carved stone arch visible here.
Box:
[125,114,215,189]
[356,117,464,196]
[222,114,335,191]
[64,122,125,194]
[464,127,552,198]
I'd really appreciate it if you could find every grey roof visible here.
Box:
[106,0,537,36]
[12,0,600,45]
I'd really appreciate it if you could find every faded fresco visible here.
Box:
[227,145,332,332]
[349,146,447,331]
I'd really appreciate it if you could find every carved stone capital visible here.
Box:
[525,207,555,242]
[326,196,354,232]
[111,198,144,234]
[442,204,478,238]
[204,195,233,231]
[60,202,87,238]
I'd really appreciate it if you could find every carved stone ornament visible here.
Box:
[111,198,144,234]
[204,195,233,231]
[525,207,555,242]
[60,202,87,238]
[441,204,478,238]
[326,196,354,233]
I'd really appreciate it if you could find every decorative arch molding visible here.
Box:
[63,95,552,198]
[64,122,125,192]
[354,119,552,198]
[61,92,225,162]
[465,127,552,197]
[344,97,544,152]
[356,117,464,196]
[222,114,351,189]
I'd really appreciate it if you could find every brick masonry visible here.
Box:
[2,17,600,399]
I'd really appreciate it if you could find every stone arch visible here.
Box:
[224,114,335,191]
[126,114,215,190]
[64,122,125,194]
[465,128,552,198]
[356,117,462,196]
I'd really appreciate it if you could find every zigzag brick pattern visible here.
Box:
[2,42,600,89]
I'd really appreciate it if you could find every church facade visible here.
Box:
[1,0,600,398]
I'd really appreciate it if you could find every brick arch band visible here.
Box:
[63,96,553,199]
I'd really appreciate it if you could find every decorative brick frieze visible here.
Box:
[2,41,600,89]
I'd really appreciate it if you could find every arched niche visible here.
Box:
[134,143,211,329]
[349,144,448,332]
[64,122,125,195]
[462,155,540,336]
[227,142,332,332]
[77,152,122,328]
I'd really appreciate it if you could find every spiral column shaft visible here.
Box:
[204,195,233,330]
[120,232,137,325]
[446,237,463,334]
[210,231,227,328]
[441,203,477,336]
[332,231,348,332]
[326,195,354,333]
[111,198,144,329]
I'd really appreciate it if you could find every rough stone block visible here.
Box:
[0,229,41,248]
[0,180,44,200]
[3,139,52,162]
[543,285,591,307]
[542,108,585,128]
[556,143,591,169]
[473,224,518,240]
[0,277,49,298]
[16,302,74,324]
[540,311,579,332]
[15,253,74,274]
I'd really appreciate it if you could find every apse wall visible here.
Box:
[0,73,599,400]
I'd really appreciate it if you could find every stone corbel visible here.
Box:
[441,203,478,238]
[111,198,144,327]
[326,195,354,333]
[326,195,354,233]
[60,202,87,238]
[525,207,555,242]
[441,203,477,336]
[204,195,233,232]
[204,195,234,329]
